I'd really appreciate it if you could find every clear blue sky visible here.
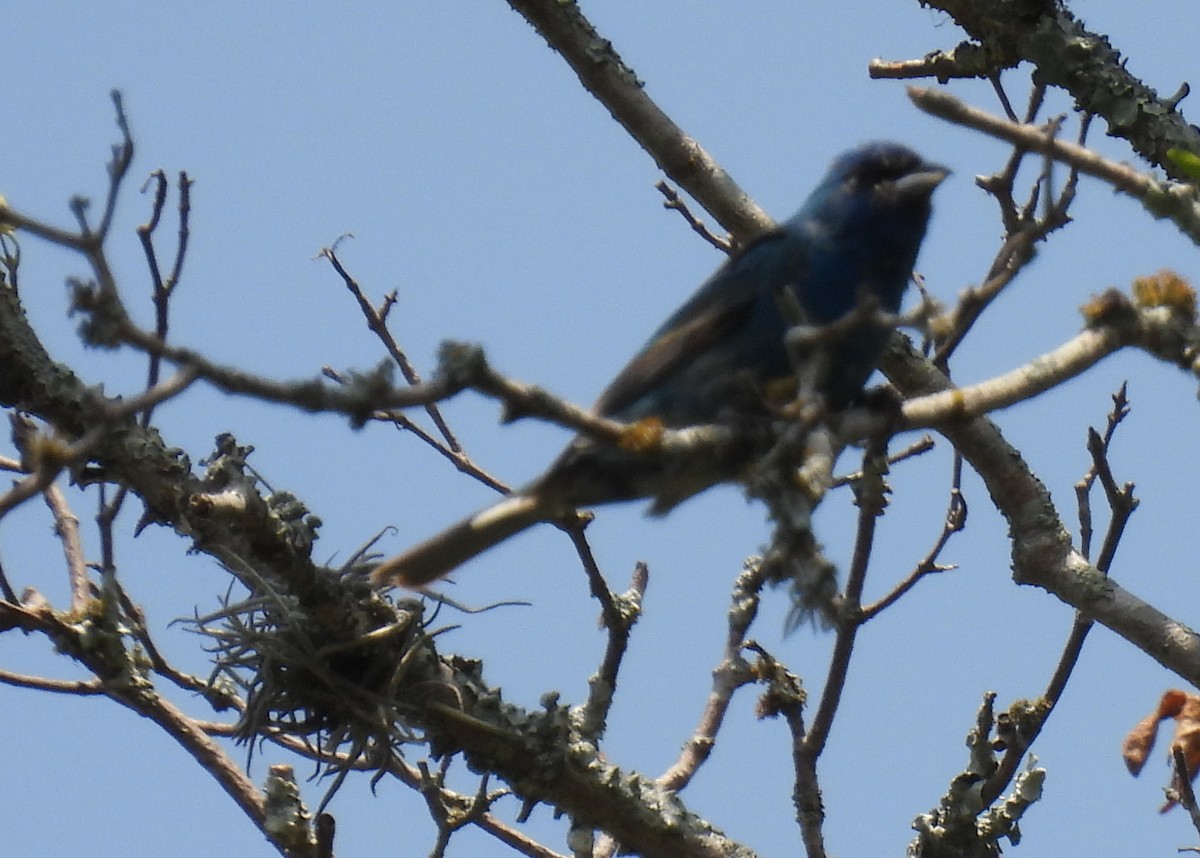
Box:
[5,3,1200,856]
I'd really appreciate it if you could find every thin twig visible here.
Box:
[320,242,463,453]
[1172,746,1200,842]
[861,452,965,620]
[322,365,510,494]
[42,481,90,612]
[932,85,1079,367]
[0,669,104,694]
[0,558,17,604]
[793,440,888,858]
[577,553,647,745]
[655,181,734,253]
[830,433,935,488]
[657,561,766,793]
[98,90,135,239]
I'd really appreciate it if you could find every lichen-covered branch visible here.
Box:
[423,695,757,858]
[893,1,1200,178]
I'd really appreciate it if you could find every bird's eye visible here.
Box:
[854,158,918,190]
[842,145,928,193]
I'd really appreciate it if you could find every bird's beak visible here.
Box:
[895,163,951,200]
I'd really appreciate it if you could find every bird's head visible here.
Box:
[805,141,949,232]
[789,142,949,316]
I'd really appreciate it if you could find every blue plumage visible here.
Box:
[599,142,945,424]
[373,142,947,587]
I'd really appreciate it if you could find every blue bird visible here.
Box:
[372,142,947,588]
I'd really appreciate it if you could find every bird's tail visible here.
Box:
[370,494,546,588]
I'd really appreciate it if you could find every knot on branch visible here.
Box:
[336,360,396,428]
[68,277,129,348]
[434,340,489,390]
[189,433,322,578]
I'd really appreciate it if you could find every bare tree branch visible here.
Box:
[504,0,772,240]
[908,87,1200,244]
[885,337,1200,686]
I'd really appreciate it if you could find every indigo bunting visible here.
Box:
[372,142,946,588]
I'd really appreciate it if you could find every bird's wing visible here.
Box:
[594,228,799,418]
